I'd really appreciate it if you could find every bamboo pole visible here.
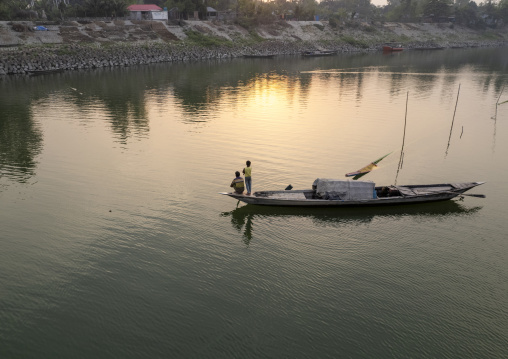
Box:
[395,91,409,185]
[445,84,461,158]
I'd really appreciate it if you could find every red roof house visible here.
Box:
[127,4,167,20]
[127,5,162,12]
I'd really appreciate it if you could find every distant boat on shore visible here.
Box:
[302,50,337,57]
[413,47,445,51]
[243,54,275,58]
[382,44,403,52]
[27,68,64,75]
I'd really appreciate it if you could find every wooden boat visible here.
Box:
[413,47,445,51]
[382,45,403,52]
[243,54,275,58]
[220,180,485,207]
[302,50,337,57]
[28,68,64,75]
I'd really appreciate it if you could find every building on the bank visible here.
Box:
[127,5,168,20]
[206,7,218,20]
[168,7,180,21]
[217,10,236,21]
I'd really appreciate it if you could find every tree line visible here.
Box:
[1,0,507,30]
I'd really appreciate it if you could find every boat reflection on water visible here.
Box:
[221,201,482,245]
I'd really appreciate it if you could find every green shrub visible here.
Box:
[56,45,77,55]
[329,16,339,29]
[313,23,324,31]
[235,16,256,31]
[341,36,369,48]
[344,20,361,29]
[329,13,344,29]
[184,30,232,47]
[362,24,377,33]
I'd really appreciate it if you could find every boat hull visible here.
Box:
[302,50,337,57]
[383,46,403,52]
[243,54,275,58]
[220,182,484,207]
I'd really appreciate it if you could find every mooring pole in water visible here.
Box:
[492,85,504,153]
[445,84,461,158]
[496,85,504,106]
[395,91,409,185]
[494,85,505,121]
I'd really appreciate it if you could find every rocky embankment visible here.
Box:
[1,19,507,75]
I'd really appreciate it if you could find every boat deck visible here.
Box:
[220,182,484,207]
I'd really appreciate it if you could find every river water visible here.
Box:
[1,47,507,358]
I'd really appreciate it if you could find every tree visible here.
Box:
[0,0,35,20]
[454,0,482,27]
[80,0,126,17]
[384,0,424,21]
[500,0,508,23]
[422,0,452,17]
[298,0,317,20]
[109,0,126,17]
[319,0,374,21]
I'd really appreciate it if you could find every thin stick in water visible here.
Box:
[445,84,461,158]
[491,85,504,152]
[494,85,504,121]
[395,91,409,185]
[496,85,504,105]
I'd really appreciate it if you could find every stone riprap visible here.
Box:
[0,43,236,75]
[1,39,506,75]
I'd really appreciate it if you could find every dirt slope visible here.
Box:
[1,19,506,48]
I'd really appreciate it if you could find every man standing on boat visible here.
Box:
[243,160,252,195]
[230,171,245,194]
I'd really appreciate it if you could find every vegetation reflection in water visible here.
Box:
[1,47,507,189]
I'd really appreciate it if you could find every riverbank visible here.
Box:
[1,19,507,75]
